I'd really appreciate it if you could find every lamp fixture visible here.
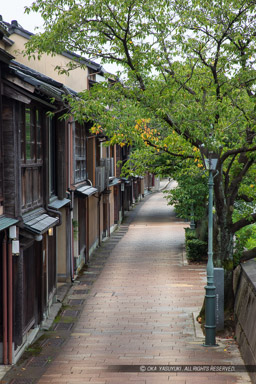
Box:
[48,227,54,236]
[12,240,20,255]
[9,225,17,239]
[203,158,218,171]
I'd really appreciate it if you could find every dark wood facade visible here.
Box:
[0,52,69,363]
[0,19,146,365]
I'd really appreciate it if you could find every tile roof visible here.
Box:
[0,216,19,231]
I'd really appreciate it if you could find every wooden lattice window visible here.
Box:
[21,106,43,211]
[0,135,3,213]
[48,118,56,197]
[74,124,86,183]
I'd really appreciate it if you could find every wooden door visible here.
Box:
[48,229,56,298]
[22,241,43,334]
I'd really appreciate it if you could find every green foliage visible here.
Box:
[185,228,197,241]
[72,219,79,240]
[185,228,207,262]
[164,163,208,222]
[233,206,256,265]
[186,239,208,262]
[23,0,256,268]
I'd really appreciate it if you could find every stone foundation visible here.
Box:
[234,260,256,384]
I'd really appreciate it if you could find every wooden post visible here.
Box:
[2,233,8,364]
[8,240,13,364]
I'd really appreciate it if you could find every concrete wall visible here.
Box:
[234,260,256,384]
[6,33,89,92]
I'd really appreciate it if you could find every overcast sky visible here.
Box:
[1,1,120,75]
[1,0,44,32]
[1,0,119,74]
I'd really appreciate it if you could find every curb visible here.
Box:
[193,312,204,340]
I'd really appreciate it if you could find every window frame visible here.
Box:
[0,123,3,205]
[21,105,44,212]
[48,117,56,198]
[74,123,86,184]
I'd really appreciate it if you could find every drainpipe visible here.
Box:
[46,207,64,298]
[67,189,75,283]
[67,121,74,283]
[2,232,7,365]
[108,194,110,238]
[8,239,13,364]
[86,198,89,263]
[46,207,62,227]
[98,193,101,247]
[71,219,74,282]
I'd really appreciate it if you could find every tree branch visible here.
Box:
[228,159,254,206]
[221,144,256,163]
[224,154,237,194]
[240,247,256,263]
[237,194,254,203]
[164,67,197,97]
[232,213,256,233]
[144,139,194,159]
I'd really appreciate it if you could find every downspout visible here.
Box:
[98,193,101,247]
[46,207,62,227]
[2,232,7,365]
[108,194,110,237]
[86,198,89,263]
[71,217,74,282]
[67,189,75,283]
[67,121,72,193]
[67,120,74,282]
[46,206,63,298]
[8,239,13,364]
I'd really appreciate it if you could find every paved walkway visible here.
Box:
[2,184,251,384]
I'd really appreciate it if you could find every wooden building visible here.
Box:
[0,17,145,365]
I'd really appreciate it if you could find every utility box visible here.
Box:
[214,268,224,331]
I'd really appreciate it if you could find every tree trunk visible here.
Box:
[213,174,234,312]
[214,218,234,312]
[240,247,256,262]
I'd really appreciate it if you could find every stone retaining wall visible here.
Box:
[234,260,256,384]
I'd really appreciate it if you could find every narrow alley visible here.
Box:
[2,184,251,384]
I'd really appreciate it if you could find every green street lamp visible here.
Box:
[201,151,218,347]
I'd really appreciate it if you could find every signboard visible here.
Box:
[214,268,224,331]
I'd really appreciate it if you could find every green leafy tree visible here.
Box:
[164,164,208,223]
[25,0,256,309]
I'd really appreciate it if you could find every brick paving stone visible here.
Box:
[2,184,252,384]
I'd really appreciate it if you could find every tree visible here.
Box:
[25,0,256,310]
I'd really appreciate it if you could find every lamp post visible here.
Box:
[202,153,218,347]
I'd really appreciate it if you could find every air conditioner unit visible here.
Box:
[96,166,105,192]
[100,158,111,188]
[100,158,106,167]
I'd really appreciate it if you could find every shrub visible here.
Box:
[185,228,197,241]
[186,238,207,262]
